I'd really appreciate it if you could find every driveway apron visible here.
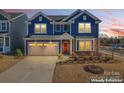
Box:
[0,56,58,83]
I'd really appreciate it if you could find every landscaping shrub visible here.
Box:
[15,48,24,58]
[102,56,112,62]
[58,53,64,59]
[71,51,77,57]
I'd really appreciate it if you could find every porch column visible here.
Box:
[70,39,72,55]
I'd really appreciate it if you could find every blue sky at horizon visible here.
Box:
[4,9,124,36]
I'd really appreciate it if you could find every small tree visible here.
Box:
[58,52,64,59]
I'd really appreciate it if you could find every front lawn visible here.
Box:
[0,55,22,73]
[53,55,124,83]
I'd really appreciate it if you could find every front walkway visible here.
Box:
[0,56,58,83]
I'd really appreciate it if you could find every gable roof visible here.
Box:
[68,10,101,22]
[8,13,24,19]
[59,32,74,39]
[61,9,82,22]
[28,9,101,23]
[29,11,53,21]
[48,15,67,22]
[0,9,11,19]
[0,10,25,20]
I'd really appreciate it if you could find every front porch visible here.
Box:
[0,34,10,54]
[59,33,73,55]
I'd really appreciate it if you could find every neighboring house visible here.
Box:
[25,9,101,56]
[0,10,28,54]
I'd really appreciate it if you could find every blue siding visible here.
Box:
[71,13,99,38]
[28,15,53,35]
[26,10,100,55]
[26,40,60,55]
[77,40,79,51]
[28,13,99,37]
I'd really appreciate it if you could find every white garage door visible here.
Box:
[28,42,59,56]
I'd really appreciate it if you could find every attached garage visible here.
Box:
[28,42,59,56]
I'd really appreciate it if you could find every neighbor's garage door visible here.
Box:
[28,42,59,56]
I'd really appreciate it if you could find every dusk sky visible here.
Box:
[4,9,124,37]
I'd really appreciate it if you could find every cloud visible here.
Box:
[100,9,124,36]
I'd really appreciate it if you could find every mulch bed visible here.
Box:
[83,65,104,74]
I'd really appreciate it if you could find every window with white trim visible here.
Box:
[55,24,61,32]
[35,24,47,33]
[79,40,92,51]
[63,24,70,32]
[39,16,42,21]
[78,23,91,33]
[5,37,9,47]
[0,38,3,46]
[0,22,7,31]
[0,38,3,51]
[83,15,87,20]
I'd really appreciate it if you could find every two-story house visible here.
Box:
[24,9,101,56]
[0,10,28,54]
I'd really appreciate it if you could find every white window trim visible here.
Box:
[78,23,91,33]
[76,38,95,51]
[55,24,61,32]
[39,16,42,21]
[63,24,70,32]
[83,15,87,20]
[79,40,92,51]
[0,38,3,48]
[5,36,10,47]
[0,21,8,32]
[35,23,47,34]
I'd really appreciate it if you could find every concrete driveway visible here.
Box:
[0,56,58,83]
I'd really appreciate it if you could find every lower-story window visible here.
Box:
[0,38,3,52]
[5,37,9,47]
[79,40,93,51]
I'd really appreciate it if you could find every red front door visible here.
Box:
[63,42,70,54]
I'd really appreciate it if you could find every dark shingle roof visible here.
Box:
[0,10,24,19]
[8,13,24,19]
[48,15,68,22]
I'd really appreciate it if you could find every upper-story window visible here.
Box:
[35,24,47,34]
[63,24,70,32]
[55,24,61,32]
[83,15,87,20]
[78,23,91,33]
[39,16,42,21]
[0,22,7,31]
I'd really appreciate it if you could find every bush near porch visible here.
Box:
[53,52,123,83]
[57,52,119,65]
